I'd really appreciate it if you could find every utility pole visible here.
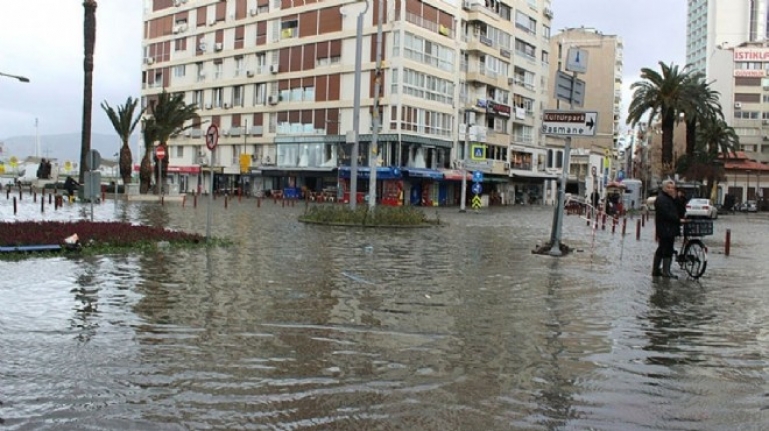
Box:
[349,1,369,210]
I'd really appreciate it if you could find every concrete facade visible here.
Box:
[140,0,555,203]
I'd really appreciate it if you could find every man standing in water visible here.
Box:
[652,179,681,278]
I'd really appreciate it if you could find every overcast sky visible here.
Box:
[0,0,686,140]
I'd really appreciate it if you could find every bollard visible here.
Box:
[636,219,641,241]
[622,217,627,236]
[225,196,228,209]
[102,190,106,202]
[18,188,22,201]
[612,217,616,234]
[34,191,37,203]
[193,194,198,208]
[161,196,165,206]
[602,213,607,230]
[725,229,731,256]
[41,196,44,213]
[182,195,186,208]
[257,197,261,208]
[13,197,17,214]
[641,213,646,228]
[49,193,52,204]
[282,198,285,207]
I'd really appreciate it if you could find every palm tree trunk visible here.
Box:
[119,142,132,186]
[661,114,676,176]
[140,154,152,194]
[79,0,97,185]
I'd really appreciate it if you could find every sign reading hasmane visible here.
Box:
[543,112,586,123]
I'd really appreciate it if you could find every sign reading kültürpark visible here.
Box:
[541,110,597,137]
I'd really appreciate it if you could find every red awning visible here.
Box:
[440,169,472,181]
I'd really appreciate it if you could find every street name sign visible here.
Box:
[542,110,598,137]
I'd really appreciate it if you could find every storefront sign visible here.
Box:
[734,48,769,61]
[733,69,766,78]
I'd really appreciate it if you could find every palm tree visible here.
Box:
[79,0,98,184]
[140,90,198,193]
[627,62,693,175]
[680,74,723,161]
[686,119,740,200]
[101,97,143,187]
[139,118,158,194]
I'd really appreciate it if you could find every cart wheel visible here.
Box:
[682,239,707,279]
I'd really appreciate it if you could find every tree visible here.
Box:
[139,90,198,194]
[101,97,143,187]
[680,119,739,200]
[79,0,97,184]
[680,74,722,162]
[627,62,693,176]
[139,118,158,194]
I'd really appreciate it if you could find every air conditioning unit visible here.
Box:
[507,77,514,85]
[144,57,154,65]
[214,42,223,51]
[246,70,255,77]
[198,43,207,51]
[503,162,510,170]
[209,18,217,26]
[184,130,191,136]
[223,102,231,109]
[267,95,279,105]
[249,8,258,16]
[763,120,769,125]
[205,103,213,109]
[734,102,742,109]
[222,130,229,136]
[543,8,554,19]
[269,64,279,74]
[174,0,181,6]
[173,26,181,34]
[462,0,473,10]
[198,71,206,78]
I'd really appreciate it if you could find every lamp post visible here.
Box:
[348,0,370,210]
[459,110,472,212]
[0,71,30,83]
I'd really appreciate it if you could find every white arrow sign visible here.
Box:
[541,110,598,137]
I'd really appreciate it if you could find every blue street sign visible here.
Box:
[472,183,482,195]
[472,171,483,183]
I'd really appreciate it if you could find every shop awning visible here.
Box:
[403,167,444,180]
[510,169,558,180]
[338,166,403,180]
[439,169,472,181]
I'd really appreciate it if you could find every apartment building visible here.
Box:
[140,0,553,205]
[687,0,769,77]
[545,27,623,199]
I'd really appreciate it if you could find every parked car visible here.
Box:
[738,200,758,212]
[685,198,718,219]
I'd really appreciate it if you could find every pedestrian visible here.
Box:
[652,179,682,278]
[63,176,79,200]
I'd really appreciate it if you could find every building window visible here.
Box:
[213,87,223,107]
[281,20,298,39]
[515,38,536,60]
[253,83,266,105]
[193,90,204,109]
[196,62,205,82]
[214,63,222,80]
[232,85,244,107]
[173,64,185,78]
[234,57,244,77]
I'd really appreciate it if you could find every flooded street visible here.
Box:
[2,197,769,430]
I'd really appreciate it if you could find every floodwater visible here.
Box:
[2,195,769,430]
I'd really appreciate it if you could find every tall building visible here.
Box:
[545,27,623,199]
[686,0,769,76]
[140,0,554,206]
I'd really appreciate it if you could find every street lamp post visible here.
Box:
[0,71,30,83]
[747,170,751,202]
[459,110,472,212]
[348,0,370,210]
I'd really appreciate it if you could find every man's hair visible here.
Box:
[661,179,676,188]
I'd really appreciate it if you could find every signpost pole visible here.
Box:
[549,137,571,256]
[460,112,470,212]
[89,150,95,222]
[205,124,219,243]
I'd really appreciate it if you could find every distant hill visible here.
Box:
[0,133,139,164]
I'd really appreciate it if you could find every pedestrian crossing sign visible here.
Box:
[471,144,486,161]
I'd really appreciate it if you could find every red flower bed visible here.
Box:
[0,221,203,247]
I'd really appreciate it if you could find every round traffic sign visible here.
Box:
[206,124,219,150]
[471,183,482,195]
[155,146,166,160]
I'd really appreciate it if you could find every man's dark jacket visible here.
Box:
[655,191,681,239]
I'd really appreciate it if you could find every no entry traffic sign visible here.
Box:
[155,146,166,160]
[206,124,219,150]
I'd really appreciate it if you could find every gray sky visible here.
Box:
[0,0,686,140]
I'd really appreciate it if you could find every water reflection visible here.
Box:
[2,202,769,429]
